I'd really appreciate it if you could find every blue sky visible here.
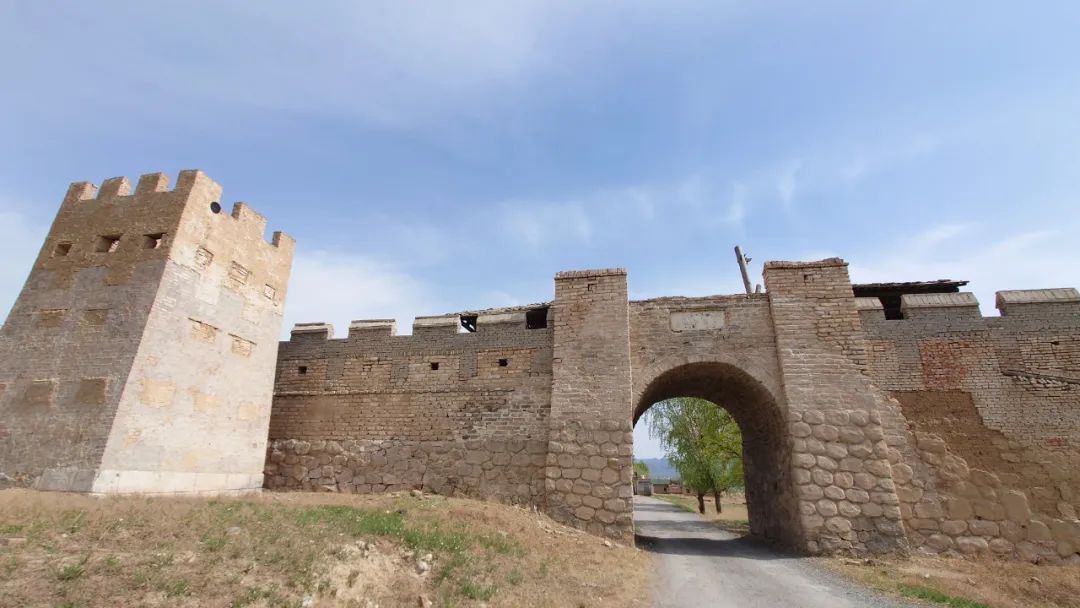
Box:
[3,2,1079,458]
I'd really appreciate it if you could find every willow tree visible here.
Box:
[645,397,743,513]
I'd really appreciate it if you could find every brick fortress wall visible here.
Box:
[9,171,1075,557]
[264,307,554,504]
[859,289,1080,563]
[263,262,1080,559]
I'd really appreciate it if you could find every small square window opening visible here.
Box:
[526,307,549,329]
[52,242,72,257]
[498,358,509,367]
[95,235,122,253]
[430,362,440,371]
[298,365,308,375]
[142,233,165,249]
[459,315,478,332]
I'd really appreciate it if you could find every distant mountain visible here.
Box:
[636,457,679,481]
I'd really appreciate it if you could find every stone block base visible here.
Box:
[35,467,263,496]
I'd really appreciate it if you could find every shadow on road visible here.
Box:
[635,532,795,561]
[634,501,797,561]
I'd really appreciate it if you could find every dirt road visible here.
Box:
[634,496,916,608]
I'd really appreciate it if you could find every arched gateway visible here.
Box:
[633,360,799,546]
[542,264,909,554]
[6,174,1078,561]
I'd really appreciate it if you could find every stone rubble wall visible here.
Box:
[264,438,548,503]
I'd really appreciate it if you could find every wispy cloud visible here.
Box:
[840,133,941,185]
[284,249,437,337]
[500,201,593,248]
[1,2,738,133]
[494,176,704,249]
[909,223,975,251]
[495,167,784,249]
[776,159,803,209]
[725,183,748,226]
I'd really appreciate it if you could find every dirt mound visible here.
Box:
[0,489,649,607]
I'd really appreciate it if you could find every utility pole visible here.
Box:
[734,245,753,295]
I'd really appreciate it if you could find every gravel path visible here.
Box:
[634,496,918,608]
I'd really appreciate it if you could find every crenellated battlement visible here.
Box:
[285,303,552,346]
[900,291,981,320]
[30,170,295,311]
[348,319,397,338]
[63,170,215,206]
[411,315,460,336]
[857,287,1080,327]
[996,287,1080,317]
[57,171,292,252]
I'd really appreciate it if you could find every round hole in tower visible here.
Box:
[209,201,222,214]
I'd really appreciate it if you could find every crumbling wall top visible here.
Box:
[854,297,884,311]
[901,292,980,309]
[554,268,626,279]
[996,288,1080,307]
[762,257,847,270]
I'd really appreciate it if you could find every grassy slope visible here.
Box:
[825,555,1080,608]
[0,489,649,608]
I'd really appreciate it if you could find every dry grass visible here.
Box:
[825,554,1080,608]
[652,493,749,535]
[0,489,650,607]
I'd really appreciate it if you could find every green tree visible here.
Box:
[633,460,650,480]
[644,397,743,514]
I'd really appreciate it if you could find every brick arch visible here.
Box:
[632,357,802,548]
[631,352,785,425]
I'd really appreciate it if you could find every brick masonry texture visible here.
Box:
[0,171,293,494]
[3,172,1079,560]
[859,288,1080,562]
[265,309,553,504]
[265,259,1079,559]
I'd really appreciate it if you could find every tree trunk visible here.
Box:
[713,490,722,513]
[696,492,705,514]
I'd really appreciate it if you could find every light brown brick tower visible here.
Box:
[0,170,294,494]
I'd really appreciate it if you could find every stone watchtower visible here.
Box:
[0,171,294,494]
